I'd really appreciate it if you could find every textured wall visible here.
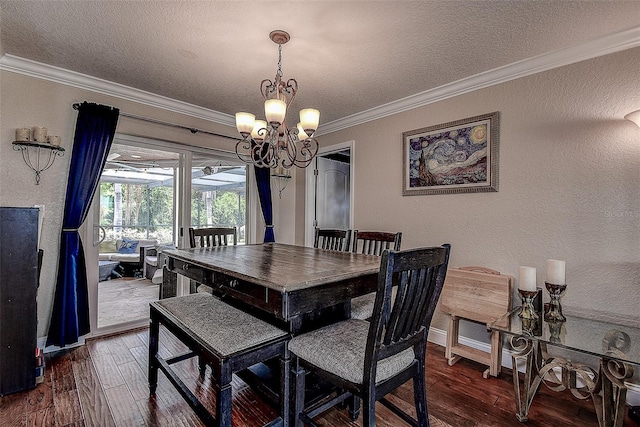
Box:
[0,73,239,337]
[2,47,639,346]
[313,47,640,337]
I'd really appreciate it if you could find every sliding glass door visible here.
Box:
[190,154,246,243]
[86,135,247,336]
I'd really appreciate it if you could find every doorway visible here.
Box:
[305,141,354,246]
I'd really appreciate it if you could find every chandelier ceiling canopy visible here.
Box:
[235,30,320,170]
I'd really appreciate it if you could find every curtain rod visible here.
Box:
[71,103,238,141]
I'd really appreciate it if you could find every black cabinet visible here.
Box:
[0,207,39,395]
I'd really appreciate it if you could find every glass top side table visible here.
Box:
[490,308,639,427]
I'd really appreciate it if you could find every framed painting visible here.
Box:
[402,112,499,196]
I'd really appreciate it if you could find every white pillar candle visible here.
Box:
[518,266,537,292]
[47,135,61,146]
[15,128,30,141]
[32,126,48,142]
[546,259,566,285]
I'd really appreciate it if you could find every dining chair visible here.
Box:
[313,227,352,252]
[350,230,402,320]
[189,226,237,248]
[289,244,451,427]
[188,227,237,294]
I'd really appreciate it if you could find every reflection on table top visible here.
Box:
[163,243,382,292]
[490,307,640,366]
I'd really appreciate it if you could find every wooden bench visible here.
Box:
[149,293,290,426]
[440,266,513,378]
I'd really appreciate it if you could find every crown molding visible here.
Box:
[0,54,236,127]
[2,25,639,135]
[317,25,640,135]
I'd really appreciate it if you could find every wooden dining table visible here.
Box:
[160,243,383,414]
[161,242,382,334]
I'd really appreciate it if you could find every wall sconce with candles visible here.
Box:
[12,126,65,185]
[234,30,320,170]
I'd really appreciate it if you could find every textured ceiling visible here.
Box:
[1,1,640,126]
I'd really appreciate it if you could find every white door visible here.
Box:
[315,155,350,229]
[305,141,354,246]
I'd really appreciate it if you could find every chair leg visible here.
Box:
[362,393,376,427]
[348,395,360,421]
[148,317,159,395]
[414,355,429,426]
[280,349,291,427]
[292,358,306,427]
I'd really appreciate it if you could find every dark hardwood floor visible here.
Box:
[1,327,636,426]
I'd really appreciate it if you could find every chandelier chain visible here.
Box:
[277,44,283,78]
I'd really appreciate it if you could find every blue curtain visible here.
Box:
[47,102,119,347]
[254,166,275,242]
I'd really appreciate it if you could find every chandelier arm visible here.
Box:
[261,79,274,100]
[251,142,269,168]
[291,137,319,168]
[278,129,298,169]
[235,139,254,164]
[283,79,298,106]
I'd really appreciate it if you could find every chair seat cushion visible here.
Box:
[350,293,376,320]
[288,319,415,385]
[351,286,399,321]
[153,293,288,358]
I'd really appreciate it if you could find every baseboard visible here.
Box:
[428,326,640,406]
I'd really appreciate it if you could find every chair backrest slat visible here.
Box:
[367,245,450,371]
[189,227,237,248]
[313,228,351,252]
[352,230,402,256]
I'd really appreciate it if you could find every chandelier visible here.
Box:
[235,30,320,169]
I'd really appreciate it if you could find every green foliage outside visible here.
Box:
[191,190,246,241]
[100,183,246,244]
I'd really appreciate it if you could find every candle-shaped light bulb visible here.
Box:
[265,99,286,126]
[299,108,320,135]
[235,112,255,138]
[519,266,537,292]
[546,259,566,285]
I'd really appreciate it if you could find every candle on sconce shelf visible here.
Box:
[47,135,61,146]
[546,259,566,285]
[15,128,31,141]
[32,126,48,143]
[518,266,537,292]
